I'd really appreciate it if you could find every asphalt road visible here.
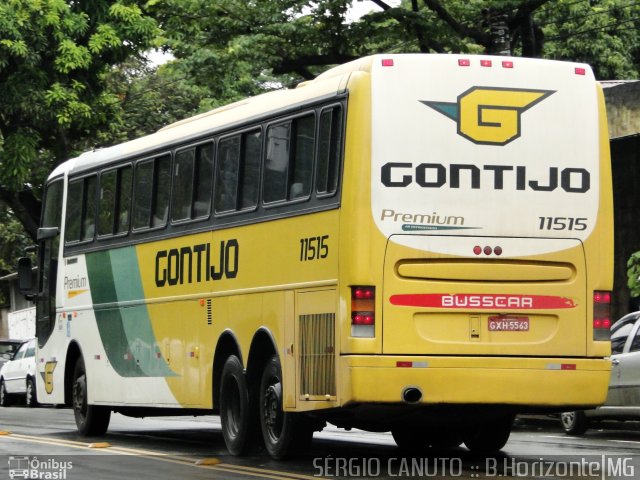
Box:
[1,407,640,479]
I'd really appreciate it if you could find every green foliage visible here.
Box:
[537,0,640,79]
[0,0,161,239]
[0,204,34,305]
[627,252,640,298]
[151,0,638,106]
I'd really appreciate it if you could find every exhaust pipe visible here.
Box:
[402,387,423,403]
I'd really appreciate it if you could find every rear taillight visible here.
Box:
[593,291,612,341]
[351,286,375,337]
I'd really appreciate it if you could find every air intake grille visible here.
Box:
[299,313,336,397]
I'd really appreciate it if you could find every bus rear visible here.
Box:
[336,54,612,448]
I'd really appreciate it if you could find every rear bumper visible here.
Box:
[341,355,611,408]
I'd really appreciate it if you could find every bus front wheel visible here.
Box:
[72,357,111,436]
[220,355,253,455]
[259,355,313,459]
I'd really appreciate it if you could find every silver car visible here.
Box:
[561,312,640,434]
[0,338,37,407]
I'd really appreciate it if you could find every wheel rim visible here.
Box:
[561,412,575,429]
[262,380,283,443]
[73,373,88,420]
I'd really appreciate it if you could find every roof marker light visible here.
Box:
[382,59,394,67]
[575,67,586,75]
[480,59,492,67]
[502,61,514,68]
[458,59,470,67]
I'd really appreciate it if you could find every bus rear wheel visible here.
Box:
[220,355,253,455]
[463,415,513,453]
[72,357,111,436]
[259,355,313,459]
[392,427,463,451]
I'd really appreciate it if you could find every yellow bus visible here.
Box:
[18,54,613,458]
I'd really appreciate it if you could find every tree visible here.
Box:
[0,206,33,305]
[152,0,639,101]
[0,0,160,240]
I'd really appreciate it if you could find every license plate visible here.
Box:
[488,316,530,331]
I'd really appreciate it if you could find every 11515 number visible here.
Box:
[300,235,329,261]
[538,217,587,231]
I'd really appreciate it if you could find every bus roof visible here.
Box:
[51,53,593,180]
[52,71,350,179]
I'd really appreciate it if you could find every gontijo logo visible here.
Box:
[422,87,555,146]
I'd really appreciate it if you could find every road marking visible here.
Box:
[609,439,640,444]
[0,433,325,479]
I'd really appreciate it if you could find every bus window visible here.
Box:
[117,166,132,234]
[194,143,214,217]
[99,166,132,236]
[172,142,214,222]
[98,170,117,235]
[66,176,96,243]
[215,136,241,213]
[316,106,342,196]
[291,115,315,199]
[264,123,290,203]
[239,130,261,210]
[153,155,171,227]
[81,176,97,241]
[65,180,83,243]
[133,155,171,230]
[264,114,315,204]
[172,149,196,222]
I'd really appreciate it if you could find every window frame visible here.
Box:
[171,139,215,226]
[64,173,98,246]
[315,103,344,200]
[214,126,263,218]
[132,152,173,234]
[96,163,134,240]
[262,111,318,209]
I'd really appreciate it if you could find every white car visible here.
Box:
[0,338,38,407]
[560,312,640,434]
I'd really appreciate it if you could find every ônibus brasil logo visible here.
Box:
[422,87,555,146]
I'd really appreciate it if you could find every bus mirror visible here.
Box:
[17,257,34,297]
[37,227,59,241]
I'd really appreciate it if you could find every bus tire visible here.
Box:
[391,427,425,451]
[463,415,513,453]
[26,377,37,407]
[428,430,463,450]
[72,357,111,436]
[0,380,10,407]
[259,355,313,459]
[560,411,589,435]
[220,355,253,455]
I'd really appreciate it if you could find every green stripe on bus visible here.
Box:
[86,248,175,377]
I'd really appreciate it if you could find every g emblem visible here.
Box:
[422,87,555,146]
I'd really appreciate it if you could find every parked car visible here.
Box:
[0,339,25,369]
[560,311,640,434]
[0,338,37,407]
